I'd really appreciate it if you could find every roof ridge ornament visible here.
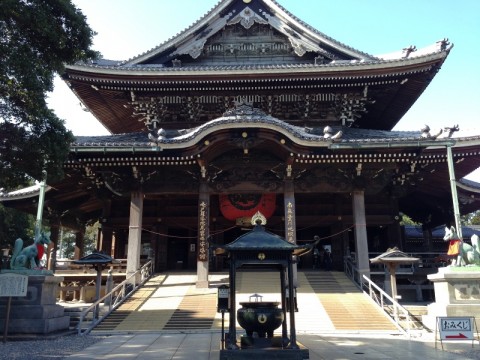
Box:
[402,45,417,58]
[421,125,443,139]
[437,38,450,51]
[223,100,268,118]
[251,211,267,226]
[227,6,268,29]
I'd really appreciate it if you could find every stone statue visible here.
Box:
[10,232,51,270]
[443,226,480,266]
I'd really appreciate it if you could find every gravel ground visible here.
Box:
[0,334,107,360]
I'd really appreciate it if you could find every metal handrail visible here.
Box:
[361,274,413,335]
[77,260,153,335]
[343,256,419,335]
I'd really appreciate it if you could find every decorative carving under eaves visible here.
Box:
[131,96,170,131]
[295,166,393,194]
[334,90,373,127]
[209,166,281,192]
[227,6,268,29]
[201,23,296,61]
[130,92,352,130]
[223,101,269,118]
[141,168,199,193]
[296,167,352,192]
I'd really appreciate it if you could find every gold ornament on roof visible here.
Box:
[251,211,267,226]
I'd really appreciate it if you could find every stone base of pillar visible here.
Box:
[0,275,70,334]
[422,266,480,330]
[196,280,209,288]
[196,261,209,288]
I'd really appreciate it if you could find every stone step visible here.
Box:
[90,272,402,333]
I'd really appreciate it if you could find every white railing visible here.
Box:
[77,260,153,335]
[361,274,413,335]
[344,256,420,335]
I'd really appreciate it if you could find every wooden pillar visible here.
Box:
[155,224,168,272]
[46,223,59,270]
[388,197,403,249]
[99,227,113,256]
[127,191,143,282]
[74,228,85,259]
[422,225,433,252]
[352,190,370,282]
[197,181,210,288]
[284,180,298,286]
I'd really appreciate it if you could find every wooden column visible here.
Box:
[352,190,370,282]
[388,197,403,249]
[46,223,59,270]
[284,180,298,286]
[127,191,143,282]
[197,181,210,288]
[99,227,113,256]
[74,229,85,259]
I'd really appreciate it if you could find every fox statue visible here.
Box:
[443,226,480,266]
[10,232,51,270]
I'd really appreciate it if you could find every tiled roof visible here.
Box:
[71,113,427,148]
[0,184,51,201]
[79,50,446,73]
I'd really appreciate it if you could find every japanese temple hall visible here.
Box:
[3,0,480,287]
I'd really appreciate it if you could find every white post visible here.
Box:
[446,145,463,238]
[127,191,143,283]
[352,190,370,282]
[35,170,47,238]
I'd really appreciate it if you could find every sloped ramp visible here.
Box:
[303,271,399,332]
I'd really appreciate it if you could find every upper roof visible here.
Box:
[63,0,452,134]
[122,0,377,66]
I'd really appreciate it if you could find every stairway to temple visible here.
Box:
[302,271,398,332]
[90,271,400,334]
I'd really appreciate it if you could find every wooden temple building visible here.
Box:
[3,0,480,287]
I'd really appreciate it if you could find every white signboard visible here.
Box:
[438,317,475,341]
[0,273,28,297]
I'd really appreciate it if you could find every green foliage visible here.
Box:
[464,210,480,225]
[0,0,98,189]
[0,203,35,249]
[59,222,99,258]
[400,214,419,226]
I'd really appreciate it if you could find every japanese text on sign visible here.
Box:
[441,319,471,332]
[198,201,208,261]
[0,273,28,297]
[437,317,475,341]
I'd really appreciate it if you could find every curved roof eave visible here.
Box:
[65,50,448,80]
[457,179,480,193]
[70,107,480,152]
[0,184,51,201]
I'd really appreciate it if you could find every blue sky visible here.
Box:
[47,0,480,178]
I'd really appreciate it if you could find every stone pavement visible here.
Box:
[64,272,478,359]
[66,331,479,359]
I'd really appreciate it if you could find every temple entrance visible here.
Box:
[167,238,189,271]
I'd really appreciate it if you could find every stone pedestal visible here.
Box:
[0,274,70,334]
[422,267,480,330]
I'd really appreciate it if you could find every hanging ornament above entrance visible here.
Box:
[219,193,276,221]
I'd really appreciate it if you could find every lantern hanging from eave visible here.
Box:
[219,193,276,221]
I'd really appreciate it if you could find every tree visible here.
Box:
[59,222,99,259]
[464,210,480,225]
[0,0,98,189]
[0,203,35,250]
